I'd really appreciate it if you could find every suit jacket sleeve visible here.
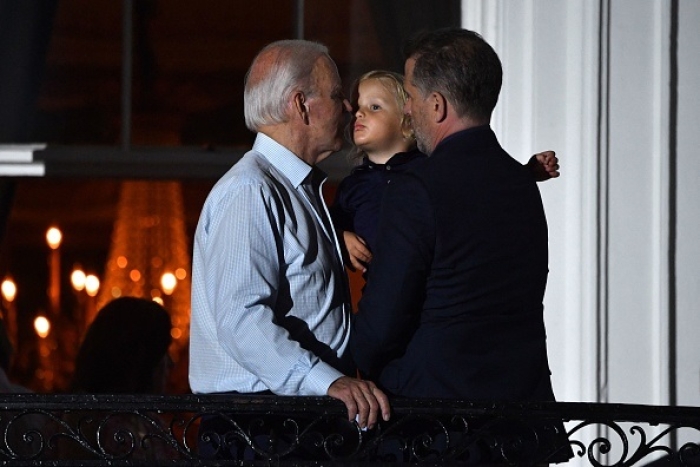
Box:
[351,173,434,379]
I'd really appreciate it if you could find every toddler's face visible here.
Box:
[352,79,405,155]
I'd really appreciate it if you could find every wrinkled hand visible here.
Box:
[528,150,560,181]
[342,231,372,272]
[328,376,391,429]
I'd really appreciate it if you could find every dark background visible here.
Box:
[0,0,459,392]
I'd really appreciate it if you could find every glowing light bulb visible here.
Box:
[34,316,51,338]
[1,279,16,302]
[85,275,100,297]
[71,269,86,292]
[161,272,177,295]
[46,227,62,250]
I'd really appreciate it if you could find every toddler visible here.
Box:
[330,70,559,273]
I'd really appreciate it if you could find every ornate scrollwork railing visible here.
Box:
[0,394,698,465]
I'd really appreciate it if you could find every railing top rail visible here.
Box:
[1,394,698,425]
[0,394,699,465]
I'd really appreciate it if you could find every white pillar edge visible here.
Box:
[595,0,610,405]
[461,0,505,136]
[462,0,607,404]
[564,0,605,404]
[650,1,672,407]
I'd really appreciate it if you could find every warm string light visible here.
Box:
[14,226,182,311]
[46,226,63,316]
[1,278,16,303]
[34,316,50,339]
[1,277,18,349]
[70,268,86,292]
[2,183,192,393]
[85,275,100,297]
[96,181,192,355]
[46,227,62,250]
[160,272,177,295]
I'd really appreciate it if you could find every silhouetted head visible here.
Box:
[72,297,172,393]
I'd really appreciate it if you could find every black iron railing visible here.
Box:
[0,394,699,466]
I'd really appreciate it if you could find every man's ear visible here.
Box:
[293,92,310,124]
[431,92,448,123]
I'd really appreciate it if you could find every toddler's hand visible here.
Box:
[528,150,560,181]
[342,231,372,272]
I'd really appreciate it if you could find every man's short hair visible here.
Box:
[244,40,330,131]
[404,28,502,121]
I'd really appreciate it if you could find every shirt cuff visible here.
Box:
[300,361,345,396]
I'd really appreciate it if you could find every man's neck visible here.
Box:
[431,115,490,154]
[259,125,319,166]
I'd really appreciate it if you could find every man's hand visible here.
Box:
[342,231,372,272]
[528,150,560,181]
[327,376,390,429]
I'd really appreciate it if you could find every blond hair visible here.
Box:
[346,70,415,162]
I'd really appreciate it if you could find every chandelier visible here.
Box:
[97,180,191,357]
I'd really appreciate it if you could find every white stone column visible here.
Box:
[460,0,700,409]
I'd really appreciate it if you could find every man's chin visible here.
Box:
[416,139,432,156]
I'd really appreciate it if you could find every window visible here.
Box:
[0,0,459,393]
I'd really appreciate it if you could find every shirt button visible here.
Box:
[386,166,392,170]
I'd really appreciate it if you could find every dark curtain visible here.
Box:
[0,0,58,241]
[368,0,461,73]
[0,0,58,142]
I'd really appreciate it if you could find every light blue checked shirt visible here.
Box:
[189,133,351,396]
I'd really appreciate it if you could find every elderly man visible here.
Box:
[189,39,390,440]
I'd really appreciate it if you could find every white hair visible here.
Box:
[244,40,330,131]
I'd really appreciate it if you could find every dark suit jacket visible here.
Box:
[351,125,555,401]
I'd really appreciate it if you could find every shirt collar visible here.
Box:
[253,132,313,189]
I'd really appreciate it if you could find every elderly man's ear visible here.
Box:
[294,92,310,124]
